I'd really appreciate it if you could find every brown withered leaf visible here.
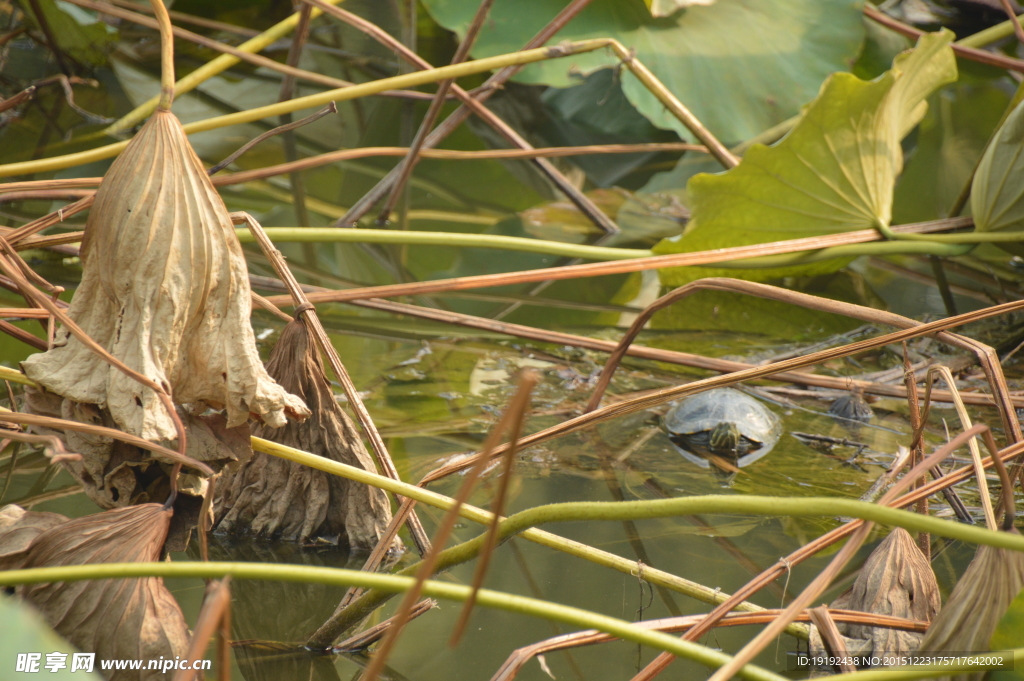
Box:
[23,385,252,510]
[22,108,309,443]
[917,531,1024,681]
[11,504,190,681]
[214,318,396,550]
[0,504,67,569]
[810,528,940,661]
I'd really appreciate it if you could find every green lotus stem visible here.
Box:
[252,439,783,630]
[0,39,616,179]
[0,561,786,681]
[236,227,651,260]
[321,484,1024,640]
[706,240,974,269]
[103,0,345,134]
[875,220,1024,245]
[254,438,1024,555]
[256,437,1024,643]
[0,365,35,386]
[957,14,1024,48]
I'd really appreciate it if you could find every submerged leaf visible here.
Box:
[917,534,1024,681]
[653,31,957,286]
[22,109,309,442]
[215,318,396,550]
[4,504,190,681]
[971,97,1024,254]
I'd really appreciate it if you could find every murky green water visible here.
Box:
[4,2,1024,679]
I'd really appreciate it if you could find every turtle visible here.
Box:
[664,388,782,475]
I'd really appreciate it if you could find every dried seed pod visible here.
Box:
[22,108,308,442]
[214,318,396,550]
[811,528,939,663]
[8,504,190,681]
[917,530,1024,681]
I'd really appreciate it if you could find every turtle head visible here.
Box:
[709,421,742,458]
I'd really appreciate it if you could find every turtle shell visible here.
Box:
[664,388,781,470]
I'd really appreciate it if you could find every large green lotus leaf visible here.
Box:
[18,0,116,67]
[653,31,956,287]
[419,0,864,145]
[971,97,1024,255]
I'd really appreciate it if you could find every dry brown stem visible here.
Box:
[358,373,537,681]
[492,609,928,681]
[864,5,1024,72]
[262,219,973,307]
[307,0,621,233]
[583,279,1018,444]
[0,409,211,474]
[206,103,337,175]
[450,368,535,645]
[631,426,989,681]
[343,296,1022,408]
[0,143,705,195]
[377,0,497,222]
[809,607,856,672]
[173,578,231,681]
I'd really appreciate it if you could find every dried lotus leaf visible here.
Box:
[917,531,1024,681]
[0,504,67,568]
[215,318,396,550]
[23,386,252,510]
[22,109,309,442]
[14,504,189,681]
[844,527,939,652]
[810,528,939,663]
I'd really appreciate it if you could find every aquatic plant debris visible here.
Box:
[21,108,309,442]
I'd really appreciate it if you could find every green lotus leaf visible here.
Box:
[971,96,1024,255]
[419,0,864,145]
[653,30,957,287]
[989,587,1024,681]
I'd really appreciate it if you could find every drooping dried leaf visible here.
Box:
[9,504,189,681]
[0,504,67,569]
[917,531,1024,681]
[23,385,251,510]
[811,528,939,660]
[214,318,396,550]
[21,109,309,442]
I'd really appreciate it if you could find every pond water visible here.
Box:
[3,2,1024,679]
